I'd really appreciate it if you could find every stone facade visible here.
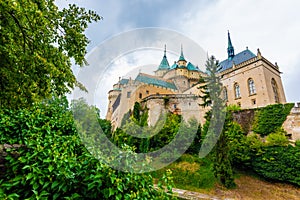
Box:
[283,103,300,141]
[105,33,287,129]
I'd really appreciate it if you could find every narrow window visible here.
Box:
[252,99,256,105]
[271,78,280,103]
[248,78,256,95]
[127,91,131,98]
[139,93,142,99]
[223,87,228,101]
[234,83,241,99]
[146,90,149,95]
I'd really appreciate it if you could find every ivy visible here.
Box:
[252,103,294,136]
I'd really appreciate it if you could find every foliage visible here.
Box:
[251,146,300,186]
[252,103,294,136]
[265,128,289,146]
[114,112,181,153]
[0,0,101,109]
[152,154,216,191]
[185,121,202,155]
[227,116,300,186]
[199,56,236,188]
[0,97,173,199]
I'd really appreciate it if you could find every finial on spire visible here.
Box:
[257,48,262,58]
[164,44,167,57]
[178,44,186,62]
[227,31,235,60]
[181,44,183,54]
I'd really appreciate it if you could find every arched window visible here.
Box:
[223,87,228,101]
[248,78,256,95]
[271,78,280,103]
[234,83,241,99]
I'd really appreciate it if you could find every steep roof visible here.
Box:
[119,78,129,85]
[187,62,199,71]
[157,45,170,70]
[219,49,256,72]
[135,73,177,90]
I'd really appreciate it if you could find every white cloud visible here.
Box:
[173,0,300,102]
[59,0,300,115]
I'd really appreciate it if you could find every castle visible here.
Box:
[106,32,286,129]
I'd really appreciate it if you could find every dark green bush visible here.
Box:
[252,146,300,186]
[252,103,294,136]
[0,97,173,199]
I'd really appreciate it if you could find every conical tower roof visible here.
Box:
[178,45,187,62]
[157,45,170,70]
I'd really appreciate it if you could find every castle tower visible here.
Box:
[177,45,187,67]
[155,45,170,77]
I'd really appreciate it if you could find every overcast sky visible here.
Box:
[56,0,300,117]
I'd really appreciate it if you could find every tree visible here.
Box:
[0,0,101,109]
[199,56,236,188]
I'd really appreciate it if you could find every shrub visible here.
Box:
[252,103,294,136]
[0,97,173,199]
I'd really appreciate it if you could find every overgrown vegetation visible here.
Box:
[0,97,174,199]
[226,106,300,186]
[152,154,216,191]
[252,103,294,136]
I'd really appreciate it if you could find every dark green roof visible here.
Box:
[119,79,129,85]
[178,45,186,62]
[187,62,199,71]
[157,45,170,70]
[158,55,170,70]
[135,73,177,90]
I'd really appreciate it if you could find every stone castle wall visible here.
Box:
[282,103,300,141]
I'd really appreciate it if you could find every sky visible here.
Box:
[56,0,300,117]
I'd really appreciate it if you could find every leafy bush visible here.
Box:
[0,97,173,199]
[252,103,294,136]
[252,146,300,186]
[228,118,300,186]
[265,128,289,146]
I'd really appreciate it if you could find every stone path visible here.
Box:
[171,187,221,200]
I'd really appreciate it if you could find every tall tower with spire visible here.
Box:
[155,45,170,77]
[227,31,235,60]
[178,45,187,67]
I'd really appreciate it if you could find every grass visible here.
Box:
[152,154,217,192]
[153,154,300,199]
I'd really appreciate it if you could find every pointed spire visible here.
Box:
[157,44,170,70]
[178,44,186,62]
[227,31,235,60]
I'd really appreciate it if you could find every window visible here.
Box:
[174,104,177,109]
[223,87,228,101]
[252,99,256,105]
[234,83,241,99]
[139,93,142,99]
[237,102,241,107]
[146,90,149,95]
[248,78,256,95]
[271,78,280,103]
[127,91,131,98]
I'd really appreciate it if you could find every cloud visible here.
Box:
[172,0,300,102]
[59,0,300,114]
